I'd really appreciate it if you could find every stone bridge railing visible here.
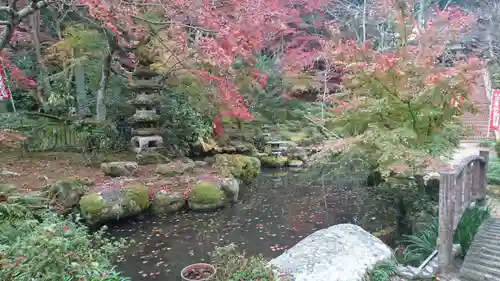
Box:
[437,150,489,271]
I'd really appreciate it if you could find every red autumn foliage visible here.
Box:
[311,2,486,174]
[0,53,37,90]
[78,0,328,133]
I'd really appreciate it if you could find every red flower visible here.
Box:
[63,225,70,231]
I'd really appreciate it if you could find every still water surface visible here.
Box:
[108,168,391,280]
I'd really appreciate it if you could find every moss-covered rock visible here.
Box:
[155,158,195,176]
[187,182,226,211]
[261,156,288,168]
[150,191,185,215]
[48,179,87,209]
[101,161,138,177]
[214,154,260,181]
[286,146,308,162]
[287,159,304,168]
[220,177,240,203]
[0,183,17,201]
[136,152,169,165]
[121,183,150,211]
[79,182,149,224]
[372,227,396,246]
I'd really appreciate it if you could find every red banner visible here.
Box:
[0,60,11,101]
[489,89,500,131]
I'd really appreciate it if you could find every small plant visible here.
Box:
[398,205,492,266]
[479,140,493,148]
[65,269,131,281]
[399,218,439,266]
[454,205,491,255]
[211,244,284,281]
[495,141,500,157]
[488,158,500,185]
[367,260,397,281]
[181,264,215,280]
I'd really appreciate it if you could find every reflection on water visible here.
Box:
[108,168,394,280]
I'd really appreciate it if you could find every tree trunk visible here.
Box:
[31,11,49,105]
[362,0,367,43]
[95,53,112,121]
[74,59,88,117]
[418,0,425,29]
[0,1,50,52]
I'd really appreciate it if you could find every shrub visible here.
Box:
[454,205,492,254]
[479,140,493,148]
[495,141,500,157]
[488,158,500,185]
[0,199,129,281]
[398,205,491,266]
[367,261,397,281]
[398,218,439,266]
[211,244,286,281]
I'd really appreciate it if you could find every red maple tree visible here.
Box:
[315,2,484,174]
[79,0,328,132]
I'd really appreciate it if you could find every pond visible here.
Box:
[108,168,397,280]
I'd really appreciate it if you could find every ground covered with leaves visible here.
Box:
[0,151,187,194]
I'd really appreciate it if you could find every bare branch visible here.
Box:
[0,0,51,51]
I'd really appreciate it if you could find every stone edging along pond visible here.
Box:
[45,153,297,226]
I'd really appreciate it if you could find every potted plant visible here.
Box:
[181,263,216,281]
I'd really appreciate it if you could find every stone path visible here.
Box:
[460,218,500,281]
[446,141,489,167]
[439,198,500,281]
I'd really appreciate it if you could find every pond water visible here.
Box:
[108,168,396,280]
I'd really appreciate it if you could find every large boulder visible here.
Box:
[136,152,169,165]
[285,146,308,162]
[220,177,240,203]
[48,179,87,210]
[155,158,195,176]
[101,162,138,177]
[269,224,392,281]
[79,182,149,224]
[187,182,226,211]
[150,191,186,215]
[261,156,288,168]
[214,154,260,181]
[0,183,17,201]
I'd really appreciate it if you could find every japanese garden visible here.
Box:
[1,0,500,281]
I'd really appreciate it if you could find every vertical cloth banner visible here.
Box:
[0,60,11,101]
[488,89,500,131]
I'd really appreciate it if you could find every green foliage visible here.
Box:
[157,89,213,154]
[487,158,500,185]
[237,54,319,124]
[398,218,438,266]
[0,113,122,157]
[398,205,491,266]
[211,244,281,281]
[495,142,500,158]
[367,260,397,281]
[479,140,493,148]
[64,269,130,281]
[454,205,492,254]
[0,195,129,281]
